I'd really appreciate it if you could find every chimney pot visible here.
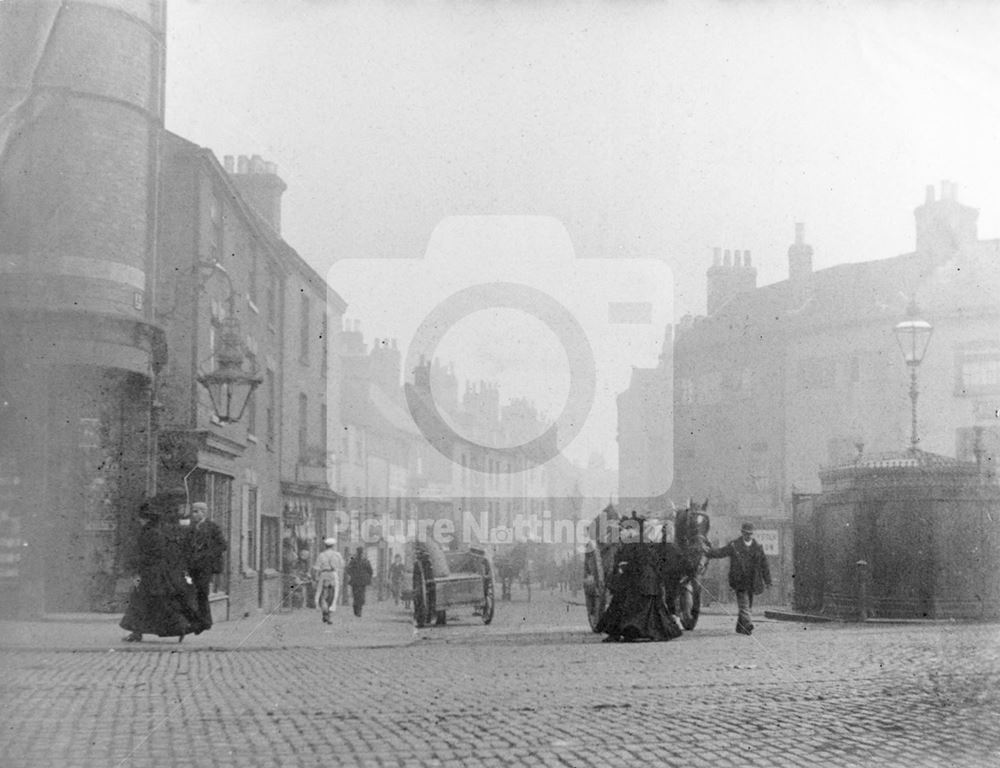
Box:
[723,249,732,267]
[237,155,250,173]
[264,161,277,175]
[223,155,234,172]
[712,247,721,266]
[925,184,935,203]
[743,250,752,267]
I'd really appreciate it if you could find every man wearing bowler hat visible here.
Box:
[706,522,772,635]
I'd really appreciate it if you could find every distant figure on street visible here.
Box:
[388,553,405,606]
[185,501,227,633]
[346,547,373,617]
[312,537,344,624]
[705,522,772,635]
[120,490,199,643]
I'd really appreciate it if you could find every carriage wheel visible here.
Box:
[482,566,495,625]
[583,547,607,632]
[413,560,432,628]
[679,578,702,630]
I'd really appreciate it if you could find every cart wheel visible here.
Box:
[413,560,432,628]
[584,546,607,632]
[482,568,495,625]
[679,578,701,630]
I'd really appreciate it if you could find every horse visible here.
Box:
[659,498,711,630]
[493,542,528,601]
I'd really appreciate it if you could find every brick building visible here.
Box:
[155,139,346,620]
[0,1,347,619]
[0,0,168,615]
[657,183,1000,604]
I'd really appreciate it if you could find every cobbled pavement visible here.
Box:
[1,591,998,767]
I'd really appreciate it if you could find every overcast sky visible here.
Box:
[165,0,1000,471]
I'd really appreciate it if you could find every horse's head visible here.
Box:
[673,499,711,572]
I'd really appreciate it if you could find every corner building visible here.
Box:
[0,0,167,615]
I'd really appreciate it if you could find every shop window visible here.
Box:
[205,472,232,594]
[955,343,1000,396]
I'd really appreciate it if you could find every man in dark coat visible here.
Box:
[706,522,772,635]
[346,547,373,617]
[184,501,227,633]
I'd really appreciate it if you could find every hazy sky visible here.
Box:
[165,0,1000,468]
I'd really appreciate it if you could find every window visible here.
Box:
[321,313,329,378]
[266,269,277,331]
[261,516,281,572]
[242,485,259,572]
[955,343,1000,396]
[246,352,257,436]
[248,246,258,307]
[206,473,231,593]
[797,357,836,390]
[679,377,694,405]
[298,393,308,454]
[319,404,328,457]
[299,294,310,363]
[209,195,222,264]
[208,323,218,373]
[265,369,276,444]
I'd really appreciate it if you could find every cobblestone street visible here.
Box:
[1,591,999,767]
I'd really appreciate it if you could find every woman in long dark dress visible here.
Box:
[120,496,198,643]
[596,542,683,642]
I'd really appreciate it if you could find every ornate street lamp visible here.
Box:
[893,300,933,451]
[196,262,262,425]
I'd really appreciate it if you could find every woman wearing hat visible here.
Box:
[311,538,344,624]
[705,522,772,635]
[119,491,199,642]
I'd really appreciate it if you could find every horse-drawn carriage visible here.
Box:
[407,538,496,628]
[583,501,710,636]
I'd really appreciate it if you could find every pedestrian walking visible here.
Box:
[119,491,199,643]
[311,538,344,624]
[346,546,373,617]
[184,501,227,633]
[705,522,772,635]
[388,553,405,606]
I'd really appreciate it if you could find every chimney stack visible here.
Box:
[788,222,813,283]
[226,153,287,234]
[706,243,758,315]
[914,180,979,257]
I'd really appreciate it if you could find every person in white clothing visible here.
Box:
[311,538,344,624]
